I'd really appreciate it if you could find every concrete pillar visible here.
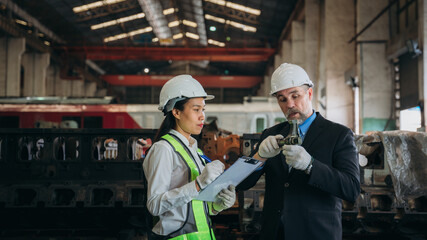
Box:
[96,88,107,97]
[421,0,427,132]
[46,65,58,96]
[54,70,67,96]
[305,0,321,112]
[318,1,326,117]
[257,66,274,96]
[0,38,25,97]
[274,54,282,71]
[59,79,73,96]
[85,82,97,97]
[71,80,85,97]
[281,40,292,63]
[291,21,305,68]
[324,0,355,128]
[357,0,392,133]
[22,52,50,96]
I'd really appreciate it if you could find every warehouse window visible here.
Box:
[275,117,286,124]
[84,116,103,128]
[256,118,264,133]
[62,116,81,128]
[0,116,19,128]
[400,106,421,131]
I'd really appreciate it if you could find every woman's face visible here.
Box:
[173,97,206,140]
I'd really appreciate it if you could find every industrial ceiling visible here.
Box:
[0,0,298,103]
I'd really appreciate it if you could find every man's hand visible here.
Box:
[196,160,224,190]
[258,134,284,158]
[213,185,236,212]
[282,145,312,170]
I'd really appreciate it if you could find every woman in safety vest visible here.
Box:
[143,75,236,240]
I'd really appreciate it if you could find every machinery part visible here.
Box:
[277,120,302,147]
[0,128,156,238]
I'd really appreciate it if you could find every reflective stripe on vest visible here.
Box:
[161,134,215,240]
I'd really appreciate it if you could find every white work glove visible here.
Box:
[196,160,224,190]
[258,134,284,158]
[282,145,312,170]
[213,185,236,212]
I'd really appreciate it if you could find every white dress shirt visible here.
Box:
[143,129,206,236]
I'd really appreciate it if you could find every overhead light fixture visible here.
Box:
[104,26,153,42]
[209,26,216,31]
[15,19,27,26]
[168,20,198,28]
[205,14,225,23]
[208,39,225,47]
[163,8,175,15]
[204,0,261,16]
[168,21,180,28]
[91,13,145,30]
[227,20,256,32]
[144,68,150,73]
[173,33,183,39]
[73,0,126,13]
[185,32,200,40]
[152,37,159,42]
[205,14,256,32]
[183,20,197,28]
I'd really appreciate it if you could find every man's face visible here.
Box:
[275,86,313,122]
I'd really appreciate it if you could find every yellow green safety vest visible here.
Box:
[162,134,216,240]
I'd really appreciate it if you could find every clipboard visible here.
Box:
[196,156,262,201]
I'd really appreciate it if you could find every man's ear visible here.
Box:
[308,87,313,101]
[172,108,180,119]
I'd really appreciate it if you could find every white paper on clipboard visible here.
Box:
[196,156,262,201]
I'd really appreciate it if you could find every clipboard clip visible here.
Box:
[243,156,259,165]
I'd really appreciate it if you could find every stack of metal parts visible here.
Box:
[0,129,156,239]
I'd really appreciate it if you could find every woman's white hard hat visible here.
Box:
[158,74,214,113]
[270,63,314,95]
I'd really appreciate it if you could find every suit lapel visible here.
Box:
[286,113,325,178]
[301,113,326,150]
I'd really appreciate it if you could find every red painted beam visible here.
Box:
[61,46,276,62]
[102,75,262,88]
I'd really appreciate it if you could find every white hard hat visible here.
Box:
[270,63,314,95]
[158,74,214,112]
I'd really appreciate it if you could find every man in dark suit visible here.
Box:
[238,63,360,240]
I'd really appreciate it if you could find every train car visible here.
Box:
[0,97,284,135]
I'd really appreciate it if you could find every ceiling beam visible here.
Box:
[61,46,276,62]
[75,0,140,22]
[102,75,262,88]
[203,2,259,25]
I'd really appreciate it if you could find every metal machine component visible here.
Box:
[0,128,156,238]
[277,120,302,147]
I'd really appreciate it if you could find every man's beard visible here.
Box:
[285,109,308,123]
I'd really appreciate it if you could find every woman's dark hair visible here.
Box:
[154,98,189,142]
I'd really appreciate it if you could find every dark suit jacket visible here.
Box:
[238,113,360,240]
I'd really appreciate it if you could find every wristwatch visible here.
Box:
[305,157,314,175]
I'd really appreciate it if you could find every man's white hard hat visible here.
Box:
[158,74,214,113]
[270,63,314,95]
